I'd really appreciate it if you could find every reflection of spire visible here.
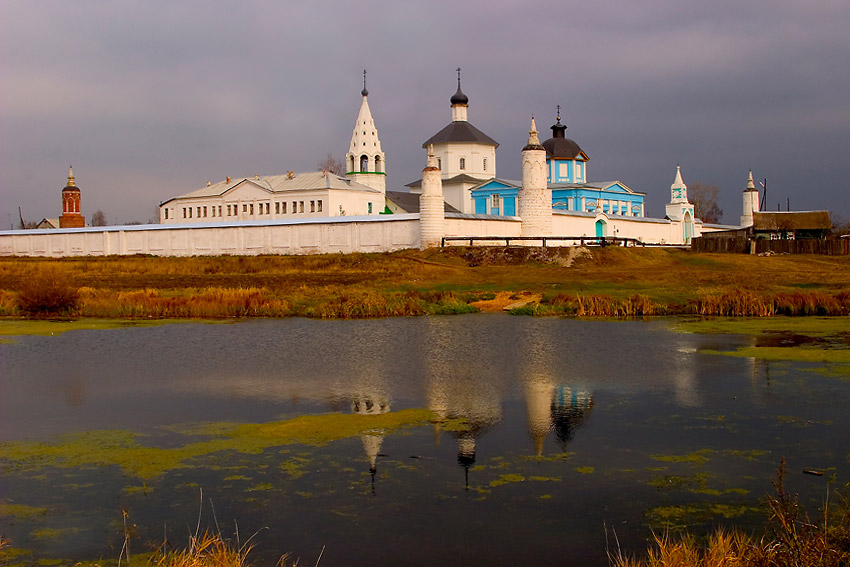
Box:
[551,386,593,451]
[351,395,390,491]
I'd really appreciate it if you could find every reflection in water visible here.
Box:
[423,317,503,489]
[551,386,593,449]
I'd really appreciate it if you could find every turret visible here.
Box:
[419,145,445,249]
[519,117,552,236]
[741,170,759,227]
[450,67,469,122]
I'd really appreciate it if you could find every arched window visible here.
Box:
[360,155,369,172]
[459,157,466,170]
[349,156,355,172]
[375,155,382,173]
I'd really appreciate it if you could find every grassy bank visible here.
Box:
[1,247,848,319]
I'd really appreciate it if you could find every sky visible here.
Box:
[2,0,849,227]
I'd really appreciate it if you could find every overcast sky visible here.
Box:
[2,0,848,227]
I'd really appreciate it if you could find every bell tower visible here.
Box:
[59,166,86,228]
[345,70,386,193]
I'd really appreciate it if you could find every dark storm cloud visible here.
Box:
[1,0,848,226]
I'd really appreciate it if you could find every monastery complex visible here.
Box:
[1,72,801,258]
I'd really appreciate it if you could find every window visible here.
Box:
[188,208,192,218]
[275,202,280,214]
[218,206,222,217]
[459,157,466,170]
[282,202,287,214]
[249,204,254,215]
[164,209,169,220]
[317,200,322,212]
[299,201,304,213]
[310,200,315,213]
[197,207,201,218]
[368,202,373,214]
[203,206,207,217]
[360,155,368,172]
[243,204,247,213]
[437,158,441,169]
[292,201,297,213]
[483,158,487,171]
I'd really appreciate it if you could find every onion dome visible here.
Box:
[450,67,468,105]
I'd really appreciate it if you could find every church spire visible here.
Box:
[670,165,688,204]
[345,71,386,194]
[67,165,76,187]
[551,105,568,139]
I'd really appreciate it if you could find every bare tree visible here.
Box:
[90,210,108,226]
[317,154,345,176]
[688,182,723,224]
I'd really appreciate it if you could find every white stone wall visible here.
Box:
[1,215,419,257]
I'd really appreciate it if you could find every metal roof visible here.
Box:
[173,171,382,200]
[422,121,499,148]
[385,191,461,214]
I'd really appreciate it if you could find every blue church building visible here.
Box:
[470,112,646,217]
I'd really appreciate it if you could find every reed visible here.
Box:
[15,265,80,315]
[151,531,262,567]
[611,461,850,567]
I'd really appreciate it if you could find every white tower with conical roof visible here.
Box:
[419,144,445,249]
[741,170,760,227]
[345,70,386,193]
[519,117,552,236]
[665,166,695,243]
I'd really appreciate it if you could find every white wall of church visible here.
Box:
[433,142,496,180]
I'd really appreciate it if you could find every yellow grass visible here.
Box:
[1,248,848,319]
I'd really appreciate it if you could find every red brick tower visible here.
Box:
[59,166,85,228]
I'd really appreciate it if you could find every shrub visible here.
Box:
[17,266,80,315]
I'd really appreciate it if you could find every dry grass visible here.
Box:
[611,461,850,567]
[1,248,848,319]
[151,531,263,567]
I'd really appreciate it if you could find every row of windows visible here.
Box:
[175,200,324,219]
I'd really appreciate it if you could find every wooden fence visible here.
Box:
[692,237,849,255]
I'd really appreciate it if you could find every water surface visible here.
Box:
[1,315,847,566]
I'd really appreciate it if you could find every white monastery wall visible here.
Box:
[444,214,522,239]
[0,215,419,257]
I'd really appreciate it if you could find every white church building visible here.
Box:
[2,72,740,258]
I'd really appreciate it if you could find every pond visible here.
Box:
[1,315,848,566]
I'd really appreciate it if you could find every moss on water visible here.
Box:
[0,409,435,480]
[489,473,526,487]
[0,503,48,519]
[650,449,714,465]
[672,316,850,338]
[701,346,850,365]
[30,527,79,540]
[575,466,595,474]
[0,318,224,338]
[646,503,756,529]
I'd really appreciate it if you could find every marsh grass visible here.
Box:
[611,461,850,567]
[2,249,848,319]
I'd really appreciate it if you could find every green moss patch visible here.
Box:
[0,318,220,338]
[0,503,48,519]
[646,503,756,529]
[0,409,435,480]
[650,449,714,465]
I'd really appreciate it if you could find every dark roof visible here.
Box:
[753,211,831,231]
[543,137,584,159]
[385,191,460,214]
[406,173,490,189]
[423,121,499,148]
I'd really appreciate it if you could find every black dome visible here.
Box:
[450,86,468,105]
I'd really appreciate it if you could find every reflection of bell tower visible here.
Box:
[59,166,86,228]
[351,396,390,488]
[423,317,503,490]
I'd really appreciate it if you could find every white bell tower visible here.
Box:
[345,70,386,193]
